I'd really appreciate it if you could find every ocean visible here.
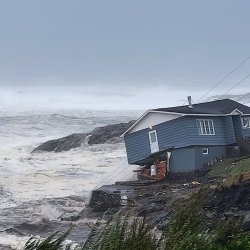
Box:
[0,110,140,249]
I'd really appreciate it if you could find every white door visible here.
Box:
[149,130,159,153]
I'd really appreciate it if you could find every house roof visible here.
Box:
[154,99,250,115]
[122,99,250,136]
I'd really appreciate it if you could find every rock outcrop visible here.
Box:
[32,121,134,153]
[88,121,134,145]
[33,133,88,153]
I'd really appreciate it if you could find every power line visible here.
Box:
[99,163,131,187]
[196,56,250,103]
[84,159,136,199]
[219,74,250,99]
[182,99,188,106]
[235,92,250,102]
[90,160,128,190]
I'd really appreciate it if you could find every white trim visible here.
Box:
[148,110,186,116]
[151,110,223,116]
[196,119,215,135]
[130,112,181,133]
[148,130,159,153]
[121,110,150,137]
[242,116,250,129]
[122,108,250,136]
[230,109,244,115]
[202,148,209,155]
[148,130,158,144]
[121,110,184,136]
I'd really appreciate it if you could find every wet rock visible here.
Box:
[33,133,88,153]
[89,189,122,212]
[60,212,81,221]
[0,246,12,250]
[0,227,26,236]
[207,182,250,212]
[33,121,134,152]
[88,121,134,145]
[15,221,62,235]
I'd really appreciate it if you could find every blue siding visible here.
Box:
[223,116,236,144]
[243,128,250,138]
[195,146,226,170]
[169,145,226,173]
[232,116,243,139]
[124,129,151,164]
[242,116,250,138]
[155,116,233,150]
[125,115,237,165]
[169,148,195,173]
[232,115,250,139]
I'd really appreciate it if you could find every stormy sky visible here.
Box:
[0,1,250,110]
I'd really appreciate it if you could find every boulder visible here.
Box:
[33,133,88,153]
[32,120,135,153]
[88,121,134,145]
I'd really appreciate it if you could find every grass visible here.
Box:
[22,229,73,250]
[208,157,250,178]
[21,156,250,250]
[22,188,250,250]
[207,156,250,190]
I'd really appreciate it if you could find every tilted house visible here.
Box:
[123,99,250,173]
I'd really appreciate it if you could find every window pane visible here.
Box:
[197,120,202,134]
[202,148,208,155]
[243,117,248,128]
[150,132,157,143]
[205,120,210,134]
[197,119,215,135]
[209,120,214,134]
[201,120,206,134]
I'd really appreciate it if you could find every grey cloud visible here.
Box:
[0,1,249,110]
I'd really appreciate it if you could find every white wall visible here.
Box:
[129,112,181,133]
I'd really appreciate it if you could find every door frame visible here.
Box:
[148,130,159,153]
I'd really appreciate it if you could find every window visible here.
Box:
[242,117,250,129]
[149,131,157,143]
[196,119,215,135]
[202,148,209,155]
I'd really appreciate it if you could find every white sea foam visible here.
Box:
[38,204,62,221]
[0,233,31,249]
[0,110,139,248]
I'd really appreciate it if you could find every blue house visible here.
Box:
[123,98,250,173]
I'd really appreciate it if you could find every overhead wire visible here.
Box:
[196,56,250,103]
[235,91,250,102]
[86,57,250,205]
[83,160,134,202]
[98,162,132,187]
[218,74,250,100]
[89,160,127,190]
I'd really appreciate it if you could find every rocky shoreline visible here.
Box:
[29,120,250,248]
[77,161,250,240]
[32,121,134,153]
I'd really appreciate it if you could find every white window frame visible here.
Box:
[202,148,209,155]
[149,130,158,144]
[242,116,250,129]
[196,119,215,135]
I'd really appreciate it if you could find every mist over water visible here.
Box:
[0,110,139,249]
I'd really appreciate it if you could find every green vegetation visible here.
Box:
[208,156,250,190]
[22,157,250,250]
[22,229,72,250]
[22,189,250,250]
[208,157,250,178]
[83,215,157,250]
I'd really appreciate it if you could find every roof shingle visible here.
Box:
[153,99,250,115]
